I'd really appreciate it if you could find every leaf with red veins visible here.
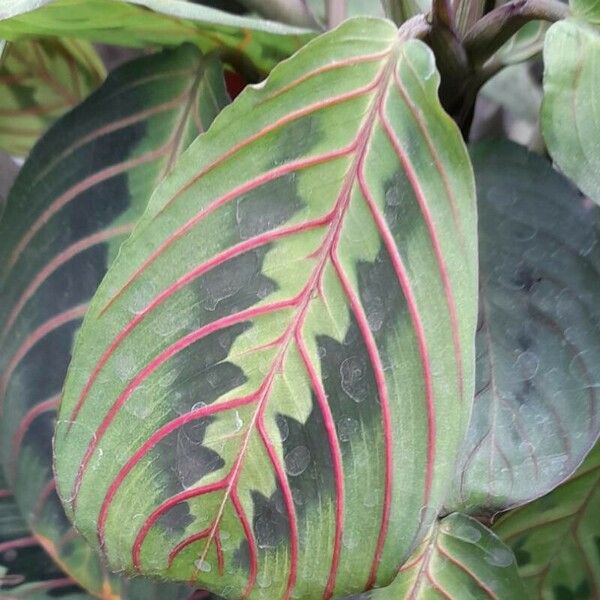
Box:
[0,44,228,599]
[55,17,478,600]
[367,513,525,599]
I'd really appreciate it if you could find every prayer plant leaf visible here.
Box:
[495,443,600,599]
[0,476,89,599]
[0,43,228,599]
[53,16,478,600]
[0,0,315,75]
[0,37,105,156]
[367,513,526,599]
[447,141,600,515]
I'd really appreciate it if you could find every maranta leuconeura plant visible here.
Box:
[0,1,598,600]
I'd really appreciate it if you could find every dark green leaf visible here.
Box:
[495,443,600,598]
[448,141,600,514]
[0,43,228,599]
[54,16,478,600]
[0,475,89,599]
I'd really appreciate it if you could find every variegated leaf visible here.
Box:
[0,477,88,599]
[0,44,228,599]
[54,17,478,600]
[0,38,105,156]
[495,443,600,598]
[0,0,314,75]
[367,513,525,599]
[448,141,600,514]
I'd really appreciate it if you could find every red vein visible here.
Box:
[9,396,58,483]
[330,250,393,589]
[167,527,224,574]
[0,490,11,499]
[0,304,88,414]
[68,155,348,427]
[358,162,435,513]
[85,46,403,599]
[0,576,75,598]
[1,224,132,342]
[57,94,189,167]
[257,415,298,596]
[0,102,65,117]
[98,145,352,316]
[436,540,498,599]
[97,394,259,545]
[90,79,384,311]
[76,298,298,509]
[379,106,464,405]
[5,146,167,274]
[261,49,390,103]
[31,480,56,526]
[30,69,200,187]
[231,489,257,599]
[393,69,462,240]
[296,334,343,599]
[0,536,38,553]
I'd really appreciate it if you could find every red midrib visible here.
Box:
[91,51,399,600]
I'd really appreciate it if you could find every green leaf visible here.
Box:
[0,0,315,74]
[542,19,600,205]
[570,0,600,25]
[495,443,600,598]
[0,44,228,598]
[494,20,549,65]
[447,140,600,514]
[367,513,525,598]
[0,37,105,157]
[237,0,324,28]
[54,16,478,600]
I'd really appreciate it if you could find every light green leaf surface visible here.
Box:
[571,0,600,25]
[368,513,525,599]
[542,18,600,205]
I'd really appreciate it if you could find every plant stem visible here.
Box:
[464,0,570,64]
[326,0,347,28]
[398,14,433,40]
[432,0,455,31]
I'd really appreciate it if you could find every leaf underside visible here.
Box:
[0,37,105,156]
[368,513,525,599]
[495,443,600,598]
[55,17,478,600]
[542,19,600,206]
[448,141,600,514]
[0,44,228,599]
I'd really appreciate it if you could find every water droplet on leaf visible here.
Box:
[284,445,311,476]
